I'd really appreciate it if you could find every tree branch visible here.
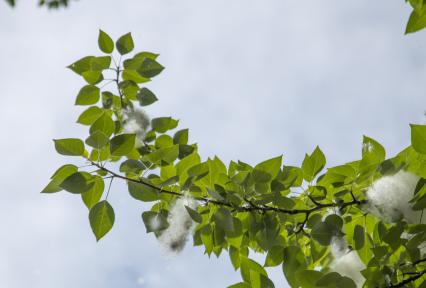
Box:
[389,268,426,287]
[90,160,367,216]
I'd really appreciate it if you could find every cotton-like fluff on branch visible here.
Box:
[158,195,198,254]
[122,107,150,148]
[365,170,421,223]
[149,215,162,231]
[330,237,366,288]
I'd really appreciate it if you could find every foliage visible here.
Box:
[42,31,426,287]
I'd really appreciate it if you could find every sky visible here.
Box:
[0,0,425,287]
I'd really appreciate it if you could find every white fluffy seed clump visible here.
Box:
[158,195,198,254]
[122,107,150,148]
[330,237,366,288]
[365,170,420,223]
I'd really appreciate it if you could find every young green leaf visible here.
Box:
[406,11,426,34]
[264,246,284,267]
[75,85,100,105]
[411,124,426,154]
[42,164,78,193]
[60,172,95,194]
[151,117,178,133]
[85,131,109,149]
[89,200,115,241]
[122,69,150,83]
[354,225,365,250]
[119,159,145,175]
[128,181,159,202]
[173,129,189,145]
[77,106,104,125]
[185,205,202,223]
[81,70,103,85]
[82,176,105,209]
[90,113,115,137]
[252,156,282,183]
[110,134,136,156]
[282,246,307,287]
[54,138,85,156]
[214,207,234,232]
[302,146,326,182]
[137,87,158,106]
[137,58,164,78]
[360,136,385,170]
[98,30,114,54]
[116,32,134,55]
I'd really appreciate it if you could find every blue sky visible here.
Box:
[0,0,425,287]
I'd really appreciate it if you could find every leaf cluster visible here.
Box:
[43,31,426,288]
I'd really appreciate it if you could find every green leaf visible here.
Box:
[90,113,115,137]
[137,87,158,106]
[264,246,284,267]
[406,10,426,34]
[82,70,103,85]
[89,200,115,241]
[128,181,159,202]
[82,176,105,209]
[119,159,145,174]
[185,205,202,223]
[316,272,341,286]
[383,222,404,250]
[411,124,426,154]
[187,162,209,178]
[122,69,150,84]
[110,134,135,156]
[337,277,356,288]
[360,136,385,169]
[151,117,179,133]
[146,145,179,165]
[60,172,95,194]
[253,156,282,183]
[311,222,338,246]
[137,58,164,78]
[54,138,84,156]
[77,106,104,125]
[324,214,343,230]
[91,56,111,70]
[85,131,109,149]
[155,135,174,149]
[173,129,189,145]
[214,207,234,232]
[116,32,134,55]
[353,225,365,250]
[75,85,100,105]
[134,51,159,60]
[102,91,114,109]
[41,164,78,193]
[295,270,323,288]
[68,56,94,75]
[282,246,307,287]
[302,146,326,182]
[98,30,114,54]
[240,257,268,285]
